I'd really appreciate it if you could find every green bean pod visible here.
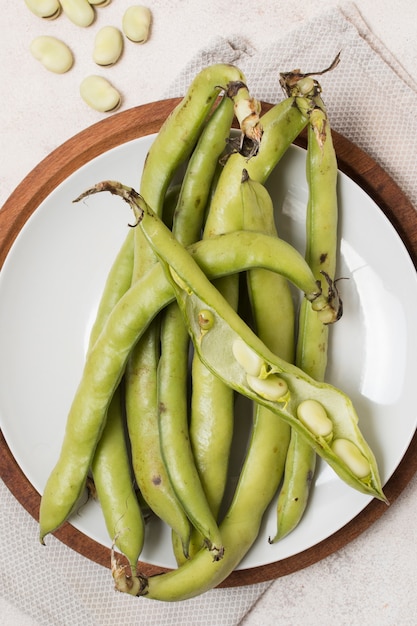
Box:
[139,64,246,218]
[86,226,143,566]
[172,89,259,562]
[158,303,225,559]
[75,189,343,332]
[166,274,382,500]
[272,432,316,542]
[125,324,191,554]
[190,96,312,516]
[240,171,294,549]
[38,257,172,543]
[40,221,140,551]
[136,377,295,600]
[272,95,339,542]
[171,95,235,240]
[181,86,271,529]
[175,274,238,562]
[241,170,295,361]
[127,73,261,553]
[125,283,190,553]
[156,97,235,560]
[181,124,242,560]
[165,281,382,499]
[90,386,144,572]
[203,95,309,239]
[133,64,252,280]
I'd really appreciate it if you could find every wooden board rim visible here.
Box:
[0,98,416,587]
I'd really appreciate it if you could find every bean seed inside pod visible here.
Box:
[331,438,371,479]
[297,76,315,95]
[246,373,288,402]
[80,75,121,112]
[30,36,74,74]
[122,5,152,43]
[297,399,333,438]
[24,0,61,19]
[232,338,264,377]
[93,26,123,66]
[60,0,95,27]
[198,310,214,331]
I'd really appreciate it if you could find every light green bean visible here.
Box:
[272,87,339,542]
[157,96,235,561]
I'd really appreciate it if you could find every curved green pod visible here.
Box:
[139,63,247,218]
[91,387,144,572]
[272,94,339,542]
[122,188,384,503]
[167,274,384,500]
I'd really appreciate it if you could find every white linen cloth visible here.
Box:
[1,3,417,625]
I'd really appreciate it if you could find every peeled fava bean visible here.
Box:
[80,75,121,112]
[93,26,123,66]
[30,36,74,74]
[24,0,61,19]
[88,0,111,5]
[60,0,95,27]
[122,5,152,43]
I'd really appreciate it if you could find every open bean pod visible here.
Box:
[122,190,385,503]
[167,278,384,502]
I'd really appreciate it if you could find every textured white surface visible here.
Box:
[1,1,417,625]
[2,0,417,209]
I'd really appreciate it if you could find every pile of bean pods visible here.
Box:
[39,60,387,601]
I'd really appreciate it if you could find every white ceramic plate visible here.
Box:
[0,132,416,571]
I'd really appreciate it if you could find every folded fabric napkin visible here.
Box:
[165,2,417,210]
[2,3,416,625]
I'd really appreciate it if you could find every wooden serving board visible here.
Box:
[0,98,417,587]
